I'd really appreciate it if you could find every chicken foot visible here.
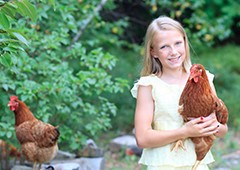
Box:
[33,162,37,170]
[171,139,186,151]
[38,164,42,170]
[33,162,42,170]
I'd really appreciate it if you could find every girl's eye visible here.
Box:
[160,45,166,49]
[176,41,182,45]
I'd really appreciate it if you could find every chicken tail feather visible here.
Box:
[54,126,60,140]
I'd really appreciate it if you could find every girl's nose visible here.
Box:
[170,46,178,56]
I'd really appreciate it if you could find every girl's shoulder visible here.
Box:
[130,74,158,98]
[137,74,158,83]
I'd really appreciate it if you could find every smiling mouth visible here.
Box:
[168,56,181,62]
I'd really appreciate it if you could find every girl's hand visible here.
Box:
[182,113,220,138]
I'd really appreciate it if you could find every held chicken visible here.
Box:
[171,64,228,170]
[8,96,60,170]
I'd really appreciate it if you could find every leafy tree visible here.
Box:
[104,0,240,47]
[0,0,38,142]
[0,0,128,151]
[0,0,37,66]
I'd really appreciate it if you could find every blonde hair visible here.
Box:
[141,16,192,76]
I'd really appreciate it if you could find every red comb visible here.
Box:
[10,96,19,100]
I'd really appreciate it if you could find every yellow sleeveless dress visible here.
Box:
[131,73,215,170]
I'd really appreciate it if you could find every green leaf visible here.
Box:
[0,131,4,137]
[15,0,37,22]
[48,0,56,11]
[0,122,9,129]
[0,38,19,44]
[1,2,18,18]
[2,84,9,91]
[69,139,79,150]
[6,131,12,138]
[0,12,10,29]
[12,32,29,46]
[5,43,25,52]
[0,52,12,67]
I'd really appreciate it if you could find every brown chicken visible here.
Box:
[0,139,21,170]
[172,64,228,170]
[8,96,60,170]
[0,139,21,158]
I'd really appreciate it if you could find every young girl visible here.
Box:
[131,16,228,170]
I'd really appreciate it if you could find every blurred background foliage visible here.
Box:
[0,0,239,154]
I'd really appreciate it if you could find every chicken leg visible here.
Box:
[33,162,42,170]
[33,162,37,170]
[192,160,201,170]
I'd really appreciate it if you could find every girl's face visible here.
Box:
[150,29,186,72]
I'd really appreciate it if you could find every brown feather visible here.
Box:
[8,96,60,166]
[179,64,228,162]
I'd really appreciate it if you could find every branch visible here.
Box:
[71,0,108,45]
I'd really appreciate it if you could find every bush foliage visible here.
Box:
[0,0,129,150]
[0,0,239,152]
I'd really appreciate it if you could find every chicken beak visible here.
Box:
[189,75,194,81]
[8,102,13,107]
[8,102,16,111]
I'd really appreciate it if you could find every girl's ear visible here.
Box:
[150,47,157,58]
